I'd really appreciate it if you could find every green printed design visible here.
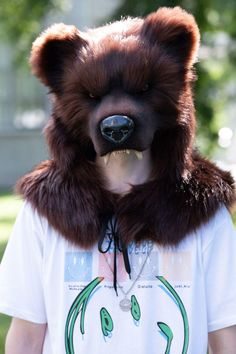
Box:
[100,307,114,337]
[157,276,189,354]
[157,322,173,354]
[65,277,104,354]
[131,295,141,322]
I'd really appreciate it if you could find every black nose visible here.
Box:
[100,115,134,144]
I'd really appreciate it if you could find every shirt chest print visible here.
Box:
[64,276,189,354]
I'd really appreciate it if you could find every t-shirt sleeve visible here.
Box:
[0,202,47,324]
[203,207,236,332]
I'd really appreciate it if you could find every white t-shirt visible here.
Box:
[0,202,236,354]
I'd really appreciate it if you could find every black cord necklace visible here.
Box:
[98,216,131,295]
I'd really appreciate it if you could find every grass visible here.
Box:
[0,192,23,352]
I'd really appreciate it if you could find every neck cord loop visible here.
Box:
[98,216,131,295]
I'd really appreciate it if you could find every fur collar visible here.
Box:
[16,152,235,248]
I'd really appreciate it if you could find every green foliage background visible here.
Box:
[0,0,61,64]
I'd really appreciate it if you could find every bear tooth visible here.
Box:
[135,151,143,160]
[104,154,110,165]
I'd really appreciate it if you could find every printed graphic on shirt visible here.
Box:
[65,277,104,354]
[64,276,189,354]
[64,243,192,285]
[131,295,141,322]
[129,249,159,281]
[64,252,93,282]
[157,276,189,354]
[98,252,127,282]
[97,250,160,282]
[160,252,192,282]
[100,307,114,337]
[157,322,173,354]
[64,236,191,353]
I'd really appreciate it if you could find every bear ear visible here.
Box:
[141,7,200,68]
[30,23,87,92]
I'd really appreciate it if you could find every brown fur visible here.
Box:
[16,7,235,248]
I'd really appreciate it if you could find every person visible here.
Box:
[1,160,236,354]
[1,6,236,354]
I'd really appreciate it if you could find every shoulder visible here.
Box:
[199,205,236,253]
[10,200,50,248]
[17,201,46,228]
[206,205,234,230]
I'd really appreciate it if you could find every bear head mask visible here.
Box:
[17,7,235,248]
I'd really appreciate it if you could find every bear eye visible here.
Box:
[88,92,102,101]
[141,84,150,92]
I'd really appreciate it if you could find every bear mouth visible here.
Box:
[102,149,143,165]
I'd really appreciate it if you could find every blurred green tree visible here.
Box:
[112,0,236,155]
[0,0,61,64]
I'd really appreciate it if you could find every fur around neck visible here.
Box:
[16,151,235,248]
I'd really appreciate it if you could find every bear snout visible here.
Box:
[100,115,134,144]
[88,94,156,157]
